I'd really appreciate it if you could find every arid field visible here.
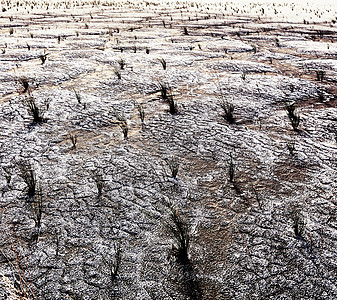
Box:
[0,0,336,299]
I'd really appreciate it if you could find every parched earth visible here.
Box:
[0,0,336,299]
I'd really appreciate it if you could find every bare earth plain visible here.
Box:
[0,0,336,299]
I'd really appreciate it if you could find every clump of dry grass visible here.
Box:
[39,54,48,65]
[18,76,29,93]
[23,94,46,124]
[17,160,36,198]
[220,100,234,123]
[165,156,180,178]
[112,110,128,139]
[157,82,177,114]
[137,104,145,127]
[114,69,122,79]
[117,58,126,69]
[68,133,77,149]
[286,103,300,131]
[158,58,167,70]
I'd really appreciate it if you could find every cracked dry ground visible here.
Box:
[0,1,336,299]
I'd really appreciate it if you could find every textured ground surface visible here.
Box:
[0,0,336,299]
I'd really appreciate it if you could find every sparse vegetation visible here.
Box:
[156,82,177,114]
[92,169,104,197]
[167,93,177,115]
[17,161,36,198]
[31,192,43,241]
[286,103,300,131]
[287,140,295,155]
[117,58,126,70]
[23,94,46,124]
[1,1,336,299]
[275,37,280,47]
[183,26,188,35]
[39,53,48,65]
[112,110,128,139]
[158,81,169,100]
[315,70,325,81]
[68,133,77,149]
[120,122,128,139]
[2,166,12,185]
[158,58,167,70]
[104,242,121,284]
[220,100,234,123]
[228,153,235,184]
[19,76,29,93]
[291,209,305,238]
[102,242,122,298]
[166,156,180,178]
[114,69,122,79]
[73,89,81,104]
[168,206,190,264]
[154,199,202,299]
[137,103,145,126]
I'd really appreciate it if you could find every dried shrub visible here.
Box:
[286,103,300,131]
[19,77,29,93]
[220,100,234,124]
[165,157,180,178]
[39,54,48,65]
[157,82,177,114]
[23,94,46,124]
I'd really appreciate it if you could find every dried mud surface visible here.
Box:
[0,1,336,299]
